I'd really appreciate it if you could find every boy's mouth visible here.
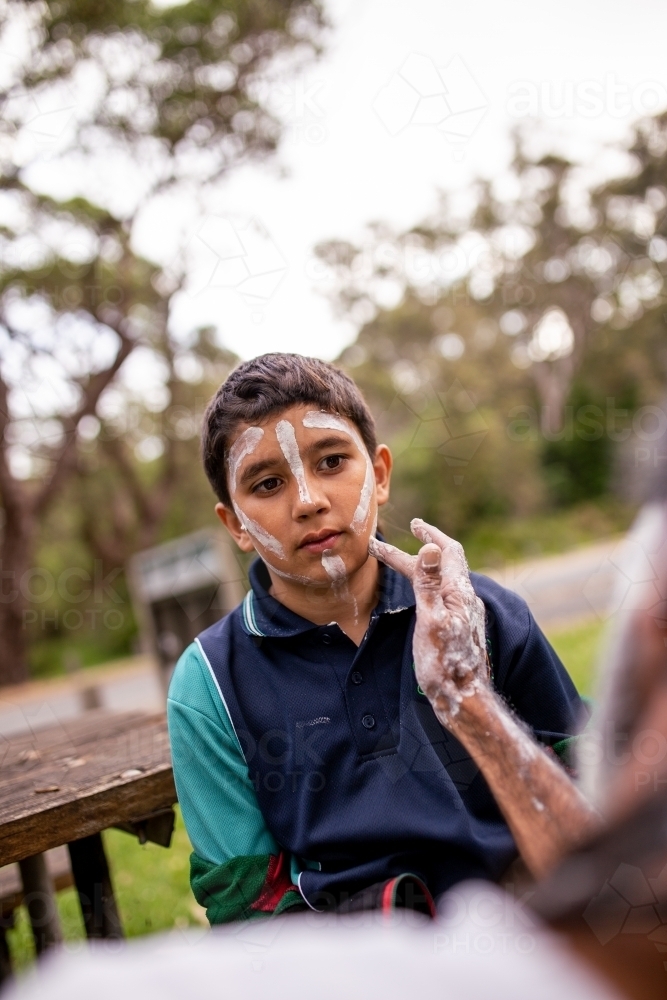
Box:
[299,529,342,553]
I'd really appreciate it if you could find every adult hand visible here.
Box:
[369,519,489,719]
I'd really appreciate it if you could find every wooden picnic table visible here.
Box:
[0,709,177,978]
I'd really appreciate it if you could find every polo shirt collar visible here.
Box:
[241,539,415,639]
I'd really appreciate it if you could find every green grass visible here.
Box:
[6,808,202,972]
[545,618,605,697]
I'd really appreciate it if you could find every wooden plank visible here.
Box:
[0,711,176,867]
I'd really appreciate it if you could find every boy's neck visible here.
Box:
[265,556,381,647]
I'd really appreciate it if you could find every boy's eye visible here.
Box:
[319,454,345,471]
[255,476,282,494]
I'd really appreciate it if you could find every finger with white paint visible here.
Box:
[368,536,417,579]
[411,517,485,652]
[413,544,444,612]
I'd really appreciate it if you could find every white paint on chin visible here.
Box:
[276,419,312,504]
[302,411,374,533]
[321,551,347,584]
[227,426,264,493]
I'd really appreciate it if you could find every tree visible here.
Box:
[317,118,667,438]
[0,0,325,685]
[315,118,667,554]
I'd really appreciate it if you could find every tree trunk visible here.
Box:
[532,356,575,438]
[0,501,37,686]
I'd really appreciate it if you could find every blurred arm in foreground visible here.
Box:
[370,520,601,879]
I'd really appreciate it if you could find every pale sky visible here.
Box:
[158,0,667,362]
[25,0,667,364]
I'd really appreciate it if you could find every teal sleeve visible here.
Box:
[167,641,280,866]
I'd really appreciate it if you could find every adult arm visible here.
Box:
[370,522,601,878]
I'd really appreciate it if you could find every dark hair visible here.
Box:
[202,352,378,506]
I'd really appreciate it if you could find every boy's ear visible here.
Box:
[215,503,256,553]
[373,444,392,507]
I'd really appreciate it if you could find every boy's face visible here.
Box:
[216,403,392,586]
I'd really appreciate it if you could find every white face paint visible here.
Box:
[321,551,347,585]
[302,411,374,533]
[227,424,286,560]
[227,426,264,493]
[276,419,312,505]
[263,559,311,585]
[234,508,286,559]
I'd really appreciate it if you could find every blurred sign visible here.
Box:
[128,529,245,691]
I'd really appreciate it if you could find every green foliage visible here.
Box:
[540,387,614,506]
[461,499,633,570]
[3,0,325,174]
[546,618,605,697]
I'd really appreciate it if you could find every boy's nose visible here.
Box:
[293,472,329,517]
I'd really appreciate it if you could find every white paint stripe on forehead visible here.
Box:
[303,411,374,533]
[232,501,286,560]
[276,419,312,505]
[302,410,352,438]
[227,426,264,493]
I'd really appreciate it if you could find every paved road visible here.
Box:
[0,536,633,737]
[481,537,627,632]
[0,656,164,739]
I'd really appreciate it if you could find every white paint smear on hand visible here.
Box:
[276,420,312,504]
[227,426,264,493]
[303,411,374,533]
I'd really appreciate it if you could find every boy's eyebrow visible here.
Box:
[236,434,356,487]
[238,457,283,486]
[301,433,353,456]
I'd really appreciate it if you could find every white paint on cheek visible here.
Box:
[352,452,374,533]
[302,411,374,534]
[276,419,312,504]
[263,559,311,584]
[227,426,264,493]
[227,427,285,560]
[232,502,286,560]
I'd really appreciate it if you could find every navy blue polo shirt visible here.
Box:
[189,555,584,908]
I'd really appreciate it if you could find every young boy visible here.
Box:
[167,352,584,921]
